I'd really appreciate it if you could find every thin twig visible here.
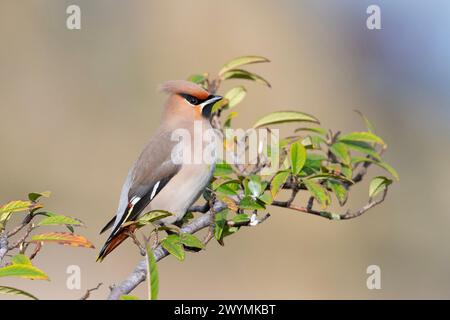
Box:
[306,197,314,211]
[29,242,42,260]
[79,283,103,300]
[272,187,389,221]
[127,231,146,256]
[7,213,33,237]
[340,188,388,220]
[8,224,34,250]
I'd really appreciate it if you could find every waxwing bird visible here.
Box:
[97,80,223,261]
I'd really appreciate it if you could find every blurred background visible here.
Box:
[0,0,449,299]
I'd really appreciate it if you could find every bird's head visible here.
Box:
[160,80,223,123]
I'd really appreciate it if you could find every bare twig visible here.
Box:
[340,188,388,220]
[79,283,103,300]
[272,187,389,221]
[128,231,146,256]
[8,224,34,250]
[7,213,33,237]
[352,147,386,184]
[306,196,314,211]
[29,242,42,260]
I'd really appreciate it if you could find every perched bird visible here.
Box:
[97,80,223,261]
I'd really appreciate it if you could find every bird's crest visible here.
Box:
[160,80,209,100]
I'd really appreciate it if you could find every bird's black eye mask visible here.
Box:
[179,93,215,106]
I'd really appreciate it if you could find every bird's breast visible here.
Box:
[149,162,215,224]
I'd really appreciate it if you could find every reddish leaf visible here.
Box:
[30,232,95,249]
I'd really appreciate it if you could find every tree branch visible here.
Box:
[0,232,8,266]
[107,203,225,300]
[8,224,34,250]
[339,188,388,220]
[272,187,389,221]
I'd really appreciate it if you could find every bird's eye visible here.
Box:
[182,94,200,105]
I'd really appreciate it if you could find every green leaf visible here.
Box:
[294,127,327,135]
[247,175,263,197]
[303,136,322,150]
[224,111,238,128]
[258,192,273,205]
[339,132,385,145]
[11,254,32,266]
[155,225,180,233]
[120,295,140,300]
[238,196,266,210]
[214,210,228,242]
[306,173,353,185]
[187,74,207,84]
[0,286,38,300]
[211,98,230,113]
[0,200,34,231]
[303,180,330,207]
[179,233,205,249]
[215,180,240,196]
[146,245,159,300]
[0,264,49,280]
[253,111,319,128]
[369,176,392,198]
[219,55,270,75]
[290,142,307,175]
[214,163,234,177]
[341,165,353,180]
[136,210,172,225]
[270,171,290,198]
[161,235,185,261]
[232,214,250,224]
[28,191,51,202]
[224,86,247,109]
[0,200,32,215]
[352,158,399,181]
[33,211,75,232]
[37,215,83,227]
[339,140,381,160]
[304,153,326,172]
[328,180,348,206]
[221,69,271,87]
[329,142,351,165]
[28,192,50,202]
[355,110,376,133]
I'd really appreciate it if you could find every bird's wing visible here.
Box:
[97,133,181,261]
[97,130,181,260]
[105,130,181,234]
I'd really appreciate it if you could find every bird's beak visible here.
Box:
[201,95,223,118]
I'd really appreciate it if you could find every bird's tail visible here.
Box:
[96,224,137,262]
